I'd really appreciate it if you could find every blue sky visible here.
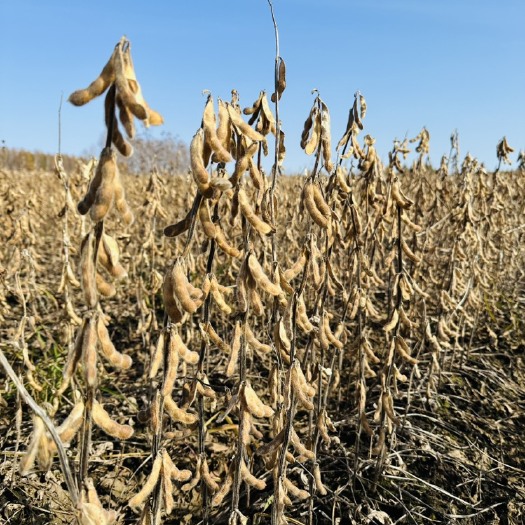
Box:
[1,0,523,172]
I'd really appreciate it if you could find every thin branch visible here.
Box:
[0,347,80,506]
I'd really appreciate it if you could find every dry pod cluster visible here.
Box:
[77,148,134,225]
[69,37,163,157]
[301,94,334,172]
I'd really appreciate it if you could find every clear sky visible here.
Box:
[1,0,523,172]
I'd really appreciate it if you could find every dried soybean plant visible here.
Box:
[16,35,165,522]
[321,93,419,482]
[329,93,384,469]
[449,129,460,174]
[225,89,284,524]
[409,127,430,171]
[128,27,290,520]
[229,13,336,524]
[263,88,412,525]
[128,93,240,523]
[518,149,525,172]
[255,90,352,525]
[367,140,421,475]
[496,136,514,172]
[301,92,426,490]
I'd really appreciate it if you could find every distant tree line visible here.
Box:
[0,146,82,173]
[0,132,189,176]
[124,132,189,175]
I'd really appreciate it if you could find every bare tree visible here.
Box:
[124,131,189,175]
